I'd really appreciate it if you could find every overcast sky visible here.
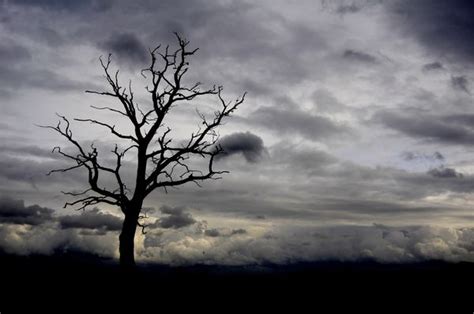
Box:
[2,0,474,265]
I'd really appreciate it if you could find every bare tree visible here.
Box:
[41,34,245,267]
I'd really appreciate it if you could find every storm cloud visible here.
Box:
[422,62,444,72]
[389,0,474,63]
[218,132,265,163]
[58,208,122,231]
[374,110,474,145]
[428,167,463,179]
[401,151,445,162]
[0,197,54,226]
[151,205,196,229]
[2,0,474,266]
[141,223,474,265]
[451,76,470,94]
[101,33,148,65]
[250,106,350,141]
[342,49,378,64]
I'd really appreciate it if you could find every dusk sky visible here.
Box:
[2,0,474,265]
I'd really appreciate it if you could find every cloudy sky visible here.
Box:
[2,0,474,265]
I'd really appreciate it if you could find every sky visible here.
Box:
[1,0,474,265]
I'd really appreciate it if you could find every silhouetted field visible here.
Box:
[0,251,473,311]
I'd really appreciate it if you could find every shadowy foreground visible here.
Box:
[0,251,473,311]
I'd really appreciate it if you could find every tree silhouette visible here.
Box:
[41,34,246,267]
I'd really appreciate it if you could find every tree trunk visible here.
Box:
[119,211,138,268]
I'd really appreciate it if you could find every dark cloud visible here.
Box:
[151,205,196,229]
[451,76,470,94]
[11,0,112,12]
[422,62,444,72]
[0,154,82,188]
[3,0,474,266]
[0,221,117,257]
[0,197,122,232]
[342,50,378,64]
[272,144,337,176]
[0,40,89,94]
[58,208,122,231]
[315,197,447,216]
[0,64,94,95]
[427,167,463,179]
[322,0,379,15]
[231,228,247,236]
[444,114,474,126]
[102,33,147,64]
[0,144,57,159]
[374,110,474,145]
[336,4,361,14]
[389,0,474,63]
[0,197,54,225]
[250,107,350,141]
[433,152,445,161]
[199,227,246,238]
[218,132,265,163]
[1,0,329,103]
[142,224,474,265]
[204,229,220,237]
[0,42,31,62]
[401,151,445,162]
[401,151,419,162]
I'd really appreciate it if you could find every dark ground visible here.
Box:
[0,251,473,311]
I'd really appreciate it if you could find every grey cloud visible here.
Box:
[204,229,220,237]
[231,228,247,236]
[4,0,474,267]
[0,40,89,94]
[0,64,94,95]
[151,205,196,229]
[0,42,31,62]
[3,0,327,99]
[401,151,445,162]
[0,144,57,159]
[0,197,120,256]
[314,197,448,216]
[102,32,147,65]
[388,0,474,63]
[203,227,246,238]
[322,0,380,15]
[272,143,337,175]
[141,224,474,265]
[374,110,474,145]
[336,4,361,14]
[0,197,54,225]
[427,167,463,179]
[58,208,122,231]
[0,154,83,187]
[0,140,138,190]
[312,89,348,113]
[451,76,470,94]
[0,223,117,257]
[10,0,112,12]
[250,106,350,141]
[422,62,444,72]
[2,220,473,264]
[343,49,378,64]
[433,152,444,161]
[444,114,474,126]
[0,196,122,231]
[218,132,265,163]
[149,143,474,225]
